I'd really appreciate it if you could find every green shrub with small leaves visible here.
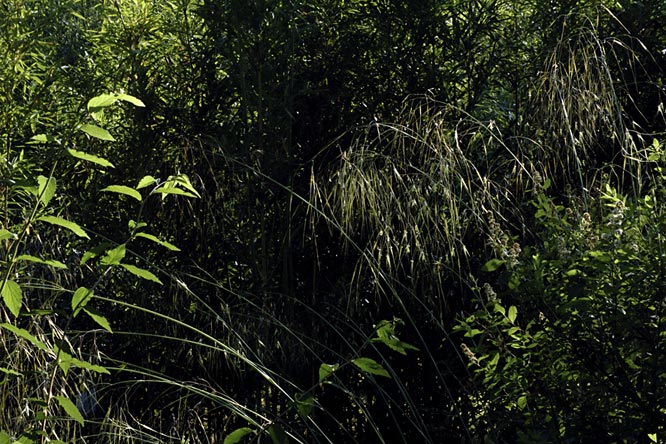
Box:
[456,150,666,443]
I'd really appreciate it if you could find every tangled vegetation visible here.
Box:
[1,0,665,443]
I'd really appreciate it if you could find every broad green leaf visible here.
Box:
[37,216,89,239]
[224,427,254,444]
[135,232,181,251]
[54,396,84,426]
[79,124,115,141]
[128,220,148,231]
[29,134,57,144]
[67,149,115,168]
[0,323,47,351]
[648,433,658,443]
[0,229,16,241]
[508,306,517,324]
[318,363,339,383]
[2,280,22,317]
[68,356,110,374]
[351,357,391,378]
[371,319,419,355]
[16,255,67,269]
[517,395,527,410]
[0,366,23,376]
[83,307,112,333]
[100,244,126,265]
[482,259,505,272]
[295,393,314,418]
[87,94,117,110]
[268,425,288,444]
[116,93,145,107]
[81,242,113,265]
[121,264,162,284]
[0,430,10,444]
[101,185,142,201]
[37,175,56,206]
[154,187,198,198]
[71,287,93,315]
[170,174,201,198]
[136,175,157,189]
[494,304,506,316]
[464,329,483,338]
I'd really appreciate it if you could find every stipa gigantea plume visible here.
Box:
[313,96,531,317]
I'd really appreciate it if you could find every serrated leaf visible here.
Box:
[2,280,22,317]
[318,363,339,383]
[351,357,391,378]
[224,427,254,444]
[135,232,180,251]
[0,323,47,351]
[37,175,56,206]
[16,255,67,269]
[101,185,142,201]
[508,306,517,324]
[121,264,162,284]
[55,396,84,426]
[71,287,93,315]
[100,244,126,265]
[79,124,115,141]
[83,307,112,333]
[67,149,115,168]
[116,93,145,107]
[482,258,505,272]
[136,175,157,189]
[37,216,89,238]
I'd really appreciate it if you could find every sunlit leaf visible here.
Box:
[83,307,112,333]
[101,185,142,201]
[71,287,93,315]
[116,93,145,107]
[136,175,157,189]
[54,396,84,426]
[0,366,23,377]
[67,149,115,168]
[154,187,198,198]
[508,305,517,324]
[0,323,47,351]
[351,357,391,378]
[37,216,89,238]
[135,232,180,251]
[120,264,163,284]
[318,363,339,383]
[0,229,16,241]
[16,255,67,269]
[79,124,115,141]
[224,427,254,444]
[100,244,126,265]
[87,94,117,111]
[1,280,22,317]
[37,175,56,206]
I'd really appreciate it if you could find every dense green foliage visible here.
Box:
[1,0,665,443]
